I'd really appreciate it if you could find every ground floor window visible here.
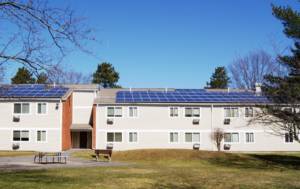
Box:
[224,132,239,143]
[107,132,122,142]
[13,130,29,141]
[129,132,138,142]
[170,132,179,143]
[185,132,200,143]
[285,132,293,143]
[245,132,254,143]
[37,130,47,142]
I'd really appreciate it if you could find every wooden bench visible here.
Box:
[94,149,112,162]
[34,152,68,164]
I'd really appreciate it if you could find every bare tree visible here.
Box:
[228,50,284,90]
[0,66,4,82]
[211,128,224,151]
[0,0,95,75]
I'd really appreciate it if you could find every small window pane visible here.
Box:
[22,103,30,114]
[246,132,254,143]
[38,103,47,114]
[224,133,231,142]
[115,132,122,142]
[170,107,178,117]
[14,104,21,114]
[13,131,21,141]
[285,132,293,143]
[245,107,253,117]
[21,131,29,141]
[115,107,122,117]
[185,108,193,117]
[107,133,114,142]
[193,133,200,142]
[129,132,137,142]
[170,132,178,142]
[232,133,239,142]
[129,107,137,117]
[185,133,192,142]
[107,107,114,117]
[37,131,46,142]
[193,108,200,117]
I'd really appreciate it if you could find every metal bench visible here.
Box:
[34,152,68,164]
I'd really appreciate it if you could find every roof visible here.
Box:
[71,124,92,131]
[94,88,269,105]
[0,84,70,99]
[63,84,99,91]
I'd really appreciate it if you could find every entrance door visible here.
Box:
[80,132,87,148]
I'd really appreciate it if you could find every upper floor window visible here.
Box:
[13,130,29,141]
[169,132,179,143]
[37,103,47,114]
[14,103,30,114]
[185,108,200,117]
[224,107,239,118]
[224,132,239,143]
[107,132,122,142]
[128,107,138,117]
[285,132,293,143]
[245,107,253,118]
[245,132,254,143]
[185,132,200,142]
[170,107,179,117]
[107,107,122,117]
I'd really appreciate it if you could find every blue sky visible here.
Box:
[4,0,299,88]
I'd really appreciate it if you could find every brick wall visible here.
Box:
[62,94,73,150]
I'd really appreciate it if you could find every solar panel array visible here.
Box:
[116,89,269,103]
[0,85,69,98]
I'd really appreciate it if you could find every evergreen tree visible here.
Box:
[92,62,120,88]
[36,72,49,84]
[207,67,230,89]
[262,3,300,141]
[11,67,36,84]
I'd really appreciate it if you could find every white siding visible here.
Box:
[72,91,96,124]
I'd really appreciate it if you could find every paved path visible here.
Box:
[0,155,128,171]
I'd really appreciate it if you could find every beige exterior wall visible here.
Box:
[95,105,300,151]
[72,91,96,124]
[0,101,62,151]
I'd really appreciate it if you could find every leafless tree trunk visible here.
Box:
[228,50,285,90]
[0,66,4,82]
[0,0,95,75]
[211,128,224,151]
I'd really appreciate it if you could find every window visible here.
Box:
[13,130,29,141]
[37,103,47,114]
[224,133,239,143]
[170,132,179,143]
[107,107,122,117]
[37,130,46,142]
[245,107,253,117]
[285,132,293,143]
[129,107,138,117]
[170,107,179,117]
[129,132,138,142]
[185,108,200,117]
[107,132,122,142]
[224,107,239,118]
[245,132,254,143]
[14,103,30,114]
[185,132,200,142]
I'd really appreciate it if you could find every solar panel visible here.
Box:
[115,89,269,104]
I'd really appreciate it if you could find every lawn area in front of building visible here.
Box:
[0,151,34,157]
[0,149,300,189]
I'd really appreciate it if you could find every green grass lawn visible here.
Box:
[1,149,300,189]
[0,151,34,157]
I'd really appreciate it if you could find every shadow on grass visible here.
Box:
[207,153,300,170]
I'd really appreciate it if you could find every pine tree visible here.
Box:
[262,3,300,141]
[36,72,49,84]
[11,67,36,84]
[92,62,120,88]
[207,67,230,89]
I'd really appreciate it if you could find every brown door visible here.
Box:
[80,132,87,148]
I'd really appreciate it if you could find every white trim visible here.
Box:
[0,128,60,131]
[169,132,180,143]
[244,132,255,144]
[223,132,240,144]
[127,106,139,118]
[106,131,123,143]
[12,102,31,115]
[223,107,239,119]
[73,106,93,109]
[36,102,48,115]
[169,106,180,118]
[36,130,48,143]
[106,106,123,118]
[184,107,201,118]
[97,129,271,133]
[244,107,254,119]
[128,131,138,143]
[184,132,201,143]
[12,130,30,143]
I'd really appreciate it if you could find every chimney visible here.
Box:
[255,83,262,95]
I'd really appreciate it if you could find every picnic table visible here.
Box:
[34,152,67,164]
[94,149,113,162]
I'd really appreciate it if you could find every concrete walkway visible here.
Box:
[0,153,127,171]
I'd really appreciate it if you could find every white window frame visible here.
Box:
[245,132,255,144]
[36,130,47,143]
[169,107,179,118]
[224,132,240,144]
[224,107,239,118]
[12,130,30,142]
[169,132,179,143]
[128,132,138,143]
[36,102,48,115]
[128,107,138,118]
[184,107,201,118]
[106,132,123,143]
[184,132,201,143]
[13,103,31,115]
[244,107,254,118]
[106,106,123,118]
[284,132,294,144]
